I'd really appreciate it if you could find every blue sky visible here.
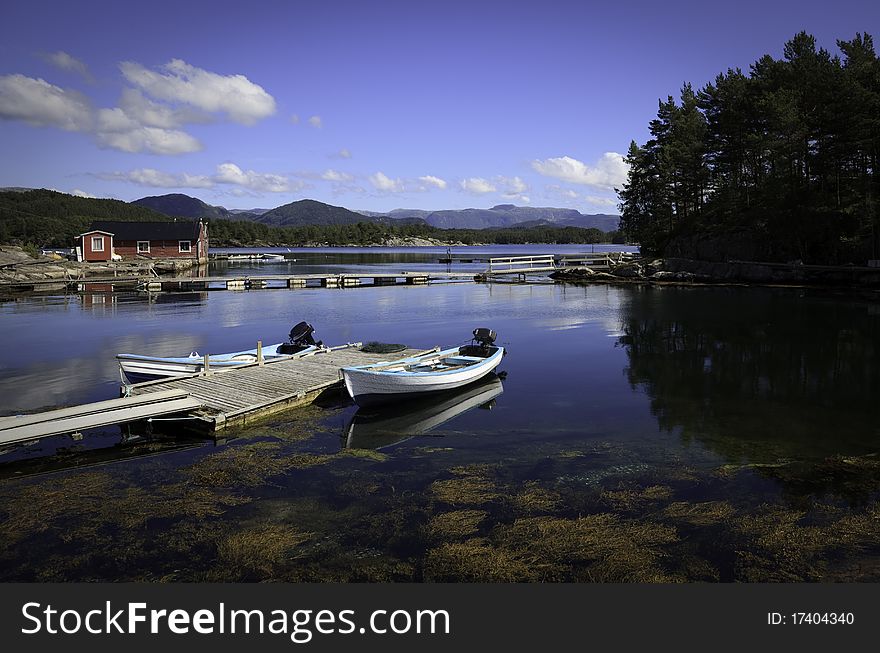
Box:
[1,0,878,213]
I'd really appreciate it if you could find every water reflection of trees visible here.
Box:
[618,286,880,464]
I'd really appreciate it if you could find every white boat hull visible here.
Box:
[342,346,504,407]
[117,343,318,383]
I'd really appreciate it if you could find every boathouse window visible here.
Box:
[91,236,104,252]
[137,241,150,253]
[179,240,192,253]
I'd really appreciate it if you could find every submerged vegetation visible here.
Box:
[2,419,879,582]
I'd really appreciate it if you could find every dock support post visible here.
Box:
[257,340,263,366]
[287,279,306,288]
[203,353,211,375]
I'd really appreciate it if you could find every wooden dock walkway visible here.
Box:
[0,389,203,446]
[476,252,641,280]
[0,271,475,292]
[126,345,429,432]
[131,271,474,291]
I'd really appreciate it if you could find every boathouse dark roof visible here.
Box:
[84,220,202,240]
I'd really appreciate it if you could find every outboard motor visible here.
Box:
[278,321,322,353]
[472,328,496,347]
[459,327,497,357]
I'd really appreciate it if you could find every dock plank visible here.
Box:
[0,396,203,445]
[0,389,193,430]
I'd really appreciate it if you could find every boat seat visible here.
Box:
[444,355,484,365]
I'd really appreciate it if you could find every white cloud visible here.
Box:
[71,188,96,198]
[94,107,202,155]
[545,185,580,201]
[98,168,213,188]
[501,176,528,194]
[45,51,93,83]
[119,59,276,125]
[544,184,618,210]
[0,74,92,131]
[418,175,447,190]
[118,88,209,129]
[214,163,290,192]
[321,169,354,182]
[497,175,529,200]
[460,177,496,194]
[290,114,300,124]
[1,62,275,155]
[308,115,322,128]
[531,152,628,190]
[0,73,204,155]
[99,163,301,193]
[585,195,618,207]
[369,171,404,192]
[335,148,352,159]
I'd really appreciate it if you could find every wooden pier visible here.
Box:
[475,252,640,281]
[0,389,203,446]
[1,346,430,444]
[125,345,429,433]
[130,271,473,292]
[0,271,474,293]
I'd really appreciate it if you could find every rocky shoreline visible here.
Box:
[0,246,200,285]
[550,258,880,289]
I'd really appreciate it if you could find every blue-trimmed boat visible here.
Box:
[117,321,323,384]
[341,329,504,407]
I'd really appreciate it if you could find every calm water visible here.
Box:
[1,247,878,582]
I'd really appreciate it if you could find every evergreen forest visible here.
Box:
[617,32,879,264]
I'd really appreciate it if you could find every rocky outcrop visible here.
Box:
[550,257,880,288]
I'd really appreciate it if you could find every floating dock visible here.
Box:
[125,345,429,433]
[0,389,204,446]
[0,346,430,446]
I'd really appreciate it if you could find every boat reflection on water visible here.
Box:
[343,374,504,450]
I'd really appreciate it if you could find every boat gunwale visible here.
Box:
[342,346,503,378]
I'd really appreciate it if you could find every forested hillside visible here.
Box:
[617,32,879,264]
[0,189,171,247]
[0,189,615,248]
[208,218,611,246]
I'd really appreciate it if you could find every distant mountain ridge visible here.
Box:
[358,203,619,231]
[132,194,259,221]
[255,199,381,226]
[132,193,619,231]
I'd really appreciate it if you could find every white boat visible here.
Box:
[341,329,504,407]
[226,253,286,262]
[117,322,323,384]
[344,375,504,449]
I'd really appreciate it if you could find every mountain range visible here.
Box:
[133,194,620,231]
